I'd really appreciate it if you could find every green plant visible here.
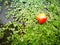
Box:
[0,0,60,45]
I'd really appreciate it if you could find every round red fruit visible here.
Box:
[36,13,47,24]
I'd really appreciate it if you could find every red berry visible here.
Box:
[36,13,47,24]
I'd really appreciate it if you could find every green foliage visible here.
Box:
[0,28,4,38]
[0,0,60,45]
[0,6,1,11]
[0,0,2,2]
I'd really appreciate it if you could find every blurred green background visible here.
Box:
[0,0,60,45]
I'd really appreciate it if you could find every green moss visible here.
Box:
[0,0,60,45]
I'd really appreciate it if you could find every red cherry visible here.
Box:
[36,13,47,24]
